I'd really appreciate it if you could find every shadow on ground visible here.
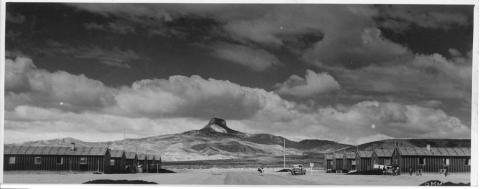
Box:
[84,179,157,184]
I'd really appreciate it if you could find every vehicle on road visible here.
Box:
[290,164,306,175]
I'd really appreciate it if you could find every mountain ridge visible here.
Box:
[14,118,470,161]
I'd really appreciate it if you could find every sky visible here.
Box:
[4,3,474,145]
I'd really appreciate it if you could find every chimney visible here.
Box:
[71,142,76,151]
[426,144,431,152]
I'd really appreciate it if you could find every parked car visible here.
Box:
[290,164,306,175]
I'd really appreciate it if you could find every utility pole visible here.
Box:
[123,127,126,151]
[283,138,286,169]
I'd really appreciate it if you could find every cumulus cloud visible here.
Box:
[247,100,470,144]
[5,57,116,111]
[274,70,340,98]
[4,56,471,145]
[211,43,281,71]
[304,27,410,68]
[5,105,206,143]
[332,53,471,100]
[110,75,280,119]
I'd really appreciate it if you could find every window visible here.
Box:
[80,157,87,164]
[329,161,333,166]
[351,160,356,165]
[384,159,391,165]
[9,157,16,164]
[418,157,426,165]
[56,157,63,165]
[34,157,42,165]
[110,159,115,166]
[465,158,470,166]
[442,158,450,166]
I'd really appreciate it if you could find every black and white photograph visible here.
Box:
[1,1,477,187]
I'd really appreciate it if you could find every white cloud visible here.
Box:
[4,56,470,145]
[246,100,470,145]
[332,53,471,100]
[5,105,206,143]
[274,70,340,98]
[110,75,277,119]
[211,43,281,71]
[5,57,116,111]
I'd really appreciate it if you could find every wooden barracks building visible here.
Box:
[4,145,162,174]
[4,145,109,172]
[392,145,470,173]
[325,145,470,174]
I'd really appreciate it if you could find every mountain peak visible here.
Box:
[199,118,241,135]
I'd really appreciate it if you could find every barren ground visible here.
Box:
[3,168,470,185]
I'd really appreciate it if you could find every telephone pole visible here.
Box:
[283,138,286,169]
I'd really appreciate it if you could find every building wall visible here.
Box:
[335,159,343,170]
[4,154,106,172]
[125,158,137,173]
[147,160,160,172]
[398,156,470,173]
[343,158,355,171]
[138,159,147,173]
[325,159,333,171]
[107,157,126,174]
[392,149,470,173]
[356,157,372,172]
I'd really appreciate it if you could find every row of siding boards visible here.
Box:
[324,146,470,173]
[4,145,162,174]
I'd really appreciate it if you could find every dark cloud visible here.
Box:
[73,46,139,68]
[84,21,135,34]
[6,12,26,24]
[374,5,471,32]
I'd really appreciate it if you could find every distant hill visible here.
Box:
[16,118,470,161]
[342,139,471,152]
[18,118,351,161]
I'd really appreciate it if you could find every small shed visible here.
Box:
[355,150,373,172]
[392,146,470,173]
[107,150,126,174]
[125,152,138,173]
[343,151,356,171]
